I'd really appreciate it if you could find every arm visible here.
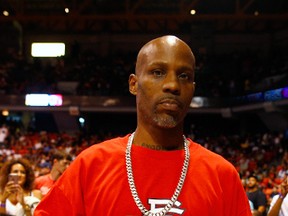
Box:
[268,177,288,216]
[32,189,43,200]
[267,195,285,216]
[252,205,267,216]
[0,187,9,214]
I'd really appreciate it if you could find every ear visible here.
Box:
[129,74,137,95]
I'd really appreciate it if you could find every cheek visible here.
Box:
[19,175,26,182]
[137,96,152,112]
[136,93,156,118]
[137,83,156,103]
[183,87,195,102]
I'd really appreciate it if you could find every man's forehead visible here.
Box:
[141,36,179,53]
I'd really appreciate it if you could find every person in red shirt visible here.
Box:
[34,151,72,196]
[35,35,252,216]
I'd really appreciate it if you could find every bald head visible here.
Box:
[135,35,195,75]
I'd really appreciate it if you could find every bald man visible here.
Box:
[35,36,252,216]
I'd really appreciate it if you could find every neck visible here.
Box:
[133,127,185,150]
[50,168,61,181]
[133,141,183,151]
[248,187,258,192]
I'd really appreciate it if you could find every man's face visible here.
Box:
[247,177,258,189]
[55,158,71,174]
[131,36,195,129]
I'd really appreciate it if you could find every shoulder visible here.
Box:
[32,189,43,200]
[64,135,130,171]
[257,189,267,197]
[34,173,50,184]
[189,140,238,176]
[189,140,233,166]
[35,173,50,180]
[77,134,129,159]
[23,189,42,203]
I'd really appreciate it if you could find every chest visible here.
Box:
[83,159,225,215]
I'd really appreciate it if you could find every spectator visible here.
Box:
[267,176,288,216]
[247,175,267,216]
[34,151,72,196]
[0,158,42,216]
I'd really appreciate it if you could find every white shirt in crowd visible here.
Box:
[268,194,288,216]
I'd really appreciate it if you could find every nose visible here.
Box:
[162,72,180,95]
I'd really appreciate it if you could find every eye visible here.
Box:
[178,72,191,80]
[152,69,165,77]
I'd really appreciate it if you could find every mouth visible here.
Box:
[158,98,183,111]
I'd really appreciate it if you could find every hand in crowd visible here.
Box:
[279,176,288,198]
[1,179,26,206]
[1,180,16,201]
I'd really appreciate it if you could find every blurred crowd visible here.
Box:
[0,45,287,98]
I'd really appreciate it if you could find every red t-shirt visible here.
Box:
[35,135,252,216]
[34,173,55,196]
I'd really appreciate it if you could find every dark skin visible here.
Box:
[267,176,288,216]
[129,35,196,150]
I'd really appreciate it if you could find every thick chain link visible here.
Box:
[126,132,190,216]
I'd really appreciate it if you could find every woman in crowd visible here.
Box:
[0,158,42,216]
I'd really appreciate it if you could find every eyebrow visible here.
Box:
[148,61,194,71]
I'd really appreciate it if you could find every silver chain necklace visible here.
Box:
[125,132,190,216]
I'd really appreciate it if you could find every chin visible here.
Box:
[154,114,181,128]
[155,120,178,129]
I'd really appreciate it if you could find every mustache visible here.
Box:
[157,96,184,109]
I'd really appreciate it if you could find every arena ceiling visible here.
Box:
[0,0,288,34]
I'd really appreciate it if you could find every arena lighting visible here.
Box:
[2,110,9,116]
[3,10,9,16]
[31,43,65,57]
[264,88,283,101]
[190,9,196,15]
[282,87,288,98]
[190,97,207,108]
[237,86,288,104]
[25,94,63,106]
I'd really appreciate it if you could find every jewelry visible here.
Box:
[23,204,31,212]
[126,132,190,216]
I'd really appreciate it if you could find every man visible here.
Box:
[267,177,288,216]
[246,175,267,216]
[35,35,251,215]
[34,151,72,196]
